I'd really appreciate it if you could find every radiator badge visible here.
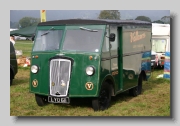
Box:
[85,82,94,90]
[32,79,38,87]
[61,80,66,86]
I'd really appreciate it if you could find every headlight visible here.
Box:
[86,66,95,76]
[31,65,39,73]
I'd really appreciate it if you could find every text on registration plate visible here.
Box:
[48,96,70,103]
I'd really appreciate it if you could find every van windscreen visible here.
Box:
[62,29,103,52]
[33,30,63,51]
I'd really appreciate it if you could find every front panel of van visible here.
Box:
[30,25,106,98]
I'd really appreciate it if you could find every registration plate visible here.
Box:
[48,96,70,104]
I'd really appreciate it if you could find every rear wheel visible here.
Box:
[129,86,138,97]
[129,75,142,96]
[92,82,112,111]
[35,94,48,106]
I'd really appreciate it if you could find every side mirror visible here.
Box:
[109,33,115,42]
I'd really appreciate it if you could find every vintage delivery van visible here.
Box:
[30,19,152,111]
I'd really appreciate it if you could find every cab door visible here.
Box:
[109,26,122,91]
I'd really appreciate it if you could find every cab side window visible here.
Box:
[102,28,109,52]
[110,26,118,56]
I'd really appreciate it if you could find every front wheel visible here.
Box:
[35,94,48,106]
[92,82,112,111]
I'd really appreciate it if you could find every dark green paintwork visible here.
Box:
[30,52,101,97]
[63,53,100,97]
[30,25,106,97]
[30,22,152,98]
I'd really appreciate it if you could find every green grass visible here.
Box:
[14,40,33,57]
[10,67,170,116]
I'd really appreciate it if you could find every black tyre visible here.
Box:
[92,82,112,111]
[10,78,13,86]
[35,94,48,106]
[129,75,142,97]
[10,71,13,86]
[129,86,138,97]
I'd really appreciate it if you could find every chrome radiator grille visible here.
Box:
[50,59,71,97]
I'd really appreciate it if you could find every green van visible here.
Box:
[10,42,18,86]
[30,19,152,111]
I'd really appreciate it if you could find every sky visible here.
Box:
[10,10,170,22]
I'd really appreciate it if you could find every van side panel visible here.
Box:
[100,24,152,95]
[122,25,152,90]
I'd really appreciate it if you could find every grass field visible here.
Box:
[14,40,33,57]
[10,41,170,116]
[10,67,170,116]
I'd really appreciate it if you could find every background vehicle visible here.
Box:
[15,36,27,40]
[151,23,170,68]
[30,19,152,111]
[151,51,157,67]
[10,42,18,85]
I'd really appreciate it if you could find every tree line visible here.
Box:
[10,10,170,29]
[10,17,40,29]
[98,10,170,24]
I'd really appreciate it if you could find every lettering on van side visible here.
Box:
[130,31,146,43]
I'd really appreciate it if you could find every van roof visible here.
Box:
[38,19,151,26]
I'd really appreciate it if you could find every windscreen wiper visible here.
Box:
[79,27,98,32]
[41,27,54,36]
